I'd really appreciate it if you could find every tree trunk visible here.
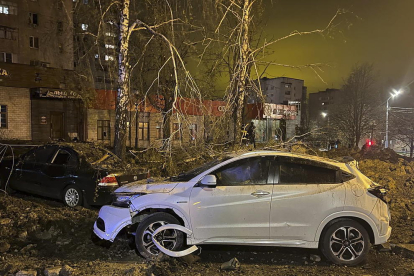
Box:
[114,0,131,159]
[410,138,413,158]
[233,0,251,143]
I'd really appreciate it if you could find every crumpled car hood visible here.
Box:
[114,180,179,194]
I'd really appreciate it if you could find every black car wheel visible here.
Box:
[135,212,184,260]
[63,185,83,207]
[321,219,370,266]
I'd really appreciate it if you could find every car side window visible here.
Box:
[24,146,56,163]
[279,159,337,184]
[52,149,78,167]
[213,157,269,186]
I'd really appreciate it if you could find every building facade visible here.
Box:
[308,88,341,125]
[0,0,76,141]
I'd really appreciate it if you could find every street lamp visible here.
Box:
[385,89,403,148]
[321,112,329,149]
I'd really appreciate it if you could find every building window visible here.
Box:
[29,13,38,25]
[189,124,197,142]
[81,23,88,31]
[97,120,110,140]
[285,83,292,88]
[0,2,15,14]
[173,123,182,140]
[0,52,13,63]
[0,105,7,128]
[105,32,116,37]
[0,4,8,14]
[104,55,114,61]
[83,0,88,4]
[58,44,63,53]
[285,91,290,95]
[138,122,149,141]
[0,26,16,40]
[29,36,39,48]
[105,44,115,49]
[95,76,103,83]
[156,122,162,139]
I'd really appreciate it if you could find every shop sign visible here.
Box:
[0,68,9,76]
[38,90,81,99]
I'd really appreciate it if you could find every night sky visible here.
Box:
[250,0,414,94]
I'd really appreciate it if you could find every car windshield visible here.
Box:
[170,156,233,182]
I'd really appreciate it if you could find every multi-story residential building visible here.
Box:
[248,77,307,141]
[308,88,341,125]
[0,0,78,141]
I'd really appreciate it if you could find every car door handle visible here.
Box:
[251,190,270,197]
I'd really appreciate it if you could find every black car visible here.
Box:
[0,143,147,207]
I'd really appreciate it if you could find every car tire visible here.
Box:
[135,212,184,260]
[321,219,370,266]
[63,185,83,207]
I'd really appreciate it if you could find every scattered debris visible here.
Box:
[15,270,37,276]
[392,244,414,259]
[179,254,201,265]
[309,254,321,262]
[44,266,61,276]
[220,257,241,271]
[60,265,75,276]
[0,218,12,225]
[0,240,10,253]
[377,242,392,252]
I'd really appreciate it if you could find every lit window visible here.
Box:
[94,54,99,59]
[105,32,116,37]
[105,44,115,49]
[104,55,114,61]
[0,4,8,14]
[81,24,88,31]
[29,36,39,48]
[0,105,7,128]
[138,122,149,141]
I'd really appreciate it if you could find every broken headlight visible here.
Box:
[112,193,144,208]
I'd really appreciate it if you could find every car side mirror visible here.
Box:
[199,174,217,187]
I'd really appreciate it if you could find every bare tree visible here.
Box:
[331,63,379,147]
[390,110,414,157]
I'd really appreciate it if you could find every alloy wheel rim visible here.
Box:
[65,188,79,207]
[142,221,178,255]
[330,226,364,261]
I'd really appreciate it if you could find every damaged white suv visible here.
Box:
[93,151,391,266]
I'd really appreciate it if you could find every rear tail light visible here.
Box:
[368,186,388,203]
[98,174,119,187]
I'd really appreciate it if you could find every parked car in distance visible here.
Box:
[93,150,391,266]
[0,143,147,207]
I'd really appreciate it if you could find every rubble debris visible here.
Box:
[15,270,38,276]
[179,254,201,265]
[377,243,392,252]
[60,265,75,276]
[0,240,10,253]
[220,257,241,271]
[309,254,321,262]
[0,218,12,225]
[44,266,61,276]
[392,244,414,259]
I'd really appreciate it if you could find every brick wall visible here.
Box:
[0,87,31,140]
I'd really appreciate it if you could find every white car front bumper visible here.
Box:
[93,205,132,242]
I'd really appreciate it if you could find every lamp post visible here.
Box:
[385,89,403,148]
[321,112,329,149]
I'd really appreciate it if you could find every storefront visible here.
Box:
[30,88,85,142]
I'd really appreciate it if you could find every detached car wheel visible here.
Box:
[135,212,184,260]
[63,185,83,207]
[321,219,370,266]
